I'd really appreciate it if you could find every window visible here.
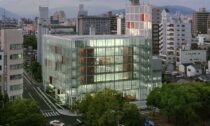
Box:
[10,54,23,60]
[0,66,2,71]
[10,84,22,91]
[10,74,22,80]
[55,46,61,54]
[10,64,23,70]
[49,76,52,84]
[0,55,2,60]
[10,44,22,50]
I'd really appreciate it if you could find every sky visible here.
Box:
[0,0,208,16]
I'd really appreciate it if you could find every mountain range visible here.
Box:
[159,5,195,15]
[0,7,20,19]
[110,5,195,16]
[0,5,196,19]
[50,5,196,18]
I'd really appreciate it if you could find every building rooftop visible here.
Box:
[78,16,110,19]
[45,34,145,41]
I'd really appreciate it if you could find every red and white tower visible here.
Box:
[126,0,152,38]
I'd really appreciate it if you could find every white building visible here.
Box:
[1,29,23,100]
[187,65,202,77]
[117,15,124,35]
[37,6,49,65]
[159,9,192,65]
[126,0,152,38]
[176,49,206,66]
[197,34,210,48]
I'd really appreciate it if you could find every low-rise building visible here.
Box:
[187,64,202,77]
[176,49,206,66]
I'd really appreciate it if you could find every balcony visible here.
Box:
[167,47,174,50]
[167,29,174,32]
[159,45,163,50]
[167,42,174,45]
[167,44,174,48]
[167,38,174,41]
[167,24,174,27]
[167,33,174,36]
[167,51,174,55]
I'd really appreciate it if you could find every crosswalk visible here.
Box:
[42,111,60,117]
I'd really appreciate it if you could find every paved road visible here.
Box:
[23,73,79,126]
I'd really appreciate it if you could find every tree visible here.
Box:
[0,93,9,109]
[147,83,210,126]
[74,89,143,126]
[147,87,161,115]
[23,35,37,50]
[31,61,42,82]
[0,99,46,126]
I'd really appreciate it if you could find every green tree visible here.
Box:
[23,35,37,49]
[147,83,210,126]
[147,87,161,115]
[31,61,42,82]
[0,93,9,108]
[74,89,143,126]
[0,99,46,126]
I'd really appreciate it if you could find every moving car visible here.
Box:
[49,120,64,126]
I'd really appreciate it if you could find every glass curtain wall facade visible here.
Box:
[43,35,160,106]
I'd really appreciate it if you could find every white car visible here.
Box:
[49,120,65,126]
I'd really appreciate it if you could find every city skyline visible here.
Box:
[0,0,209,16]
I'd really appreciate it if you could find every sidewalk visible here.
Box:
[24,71,78,117]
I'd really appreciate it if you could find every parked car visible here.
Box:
[49,120,64,126]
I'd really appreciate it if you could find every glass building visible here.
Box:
[42,35,161,106]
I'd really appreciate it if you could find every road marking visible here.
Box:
[54,112,58,116]
[46,113,49,117]
[42,111,60,118]
[36,87,58,110]
[23,75,53,111]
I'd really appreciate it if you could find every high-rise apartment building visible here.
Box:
[159,9,192,65]
[117,15,125,35]
[105,12,125,35]
[126,0,152,38]
[51,11,66,24]
[192,8,210,36]
[0,29,23,100]
[207,15,210,35]
[42,35,161,106]
[37,6,49,65]
[152,7,161,55]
